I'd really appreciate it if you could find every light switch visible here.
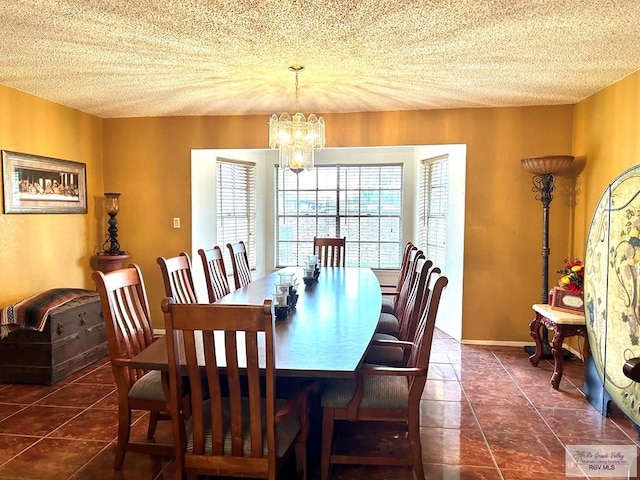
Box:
[173,217,181,228]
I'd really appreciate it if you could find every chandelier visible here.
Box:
[269,66,325,174]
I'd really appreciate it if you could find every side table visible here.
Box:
[528,303,587,389]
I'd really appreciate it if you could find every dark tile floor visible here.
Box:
[0,329,638,479]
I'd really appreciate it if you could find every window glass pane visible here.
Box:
[340,190,359,215]
[316,217,337,237]
[340,217,360,241]
[379,243,400,268]
[279,217,297,241]
[282,191,299,215]
[298,217,318,239]
[359,242,380,267]
[382,165,402,189]
[360,168,380,189]
[380,217,401,242]
[360,190,380,215]
[381,190,401,215]
[359,217,380,241]
[282,169,298,189]
[318,167,337,190]
[318,191,337,215]
[278,241,297,266]
[298,191,317,215]
[276,164,402,268]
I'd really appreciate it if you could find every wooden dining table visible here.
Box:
[128,267,382,378]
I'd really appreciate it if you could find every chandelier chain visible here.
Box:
[295,69,299,112]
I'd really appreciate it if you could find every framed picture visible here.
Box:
[551,286,584,314]
[2,150,87,214]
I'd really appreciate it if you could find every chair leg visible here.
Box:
[147,410,160,439]
[320,409,335,480]
[295,437,307,480]
[408,419,425,480]
[115,406,132,469]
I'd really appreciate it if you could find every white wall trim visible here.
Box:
[461,339,585,361]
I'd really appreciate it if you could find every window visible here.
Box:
[216,158,256,270]
[276,164,403,268]
[418,155,448,270]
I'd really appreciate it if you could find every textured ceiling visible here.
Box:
[1,0,639,118]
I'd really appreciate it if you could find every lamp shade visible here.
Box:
[104,192,120,215]
[521,155,574,175]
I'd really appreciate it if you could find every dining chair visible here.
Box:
[197,245,231,302]
[226,240,252,290]
[365,260,441,366]
[366,258,438,366]
[375,249,426,336]
[156,252,198,303]
[320,271,449,480]
[380,242,416,314]
[313,236,346,267]
[162,298,317,480]
[92,264,176,469]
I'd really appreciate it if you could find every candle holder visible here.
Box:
[101,192,125,255]
[272,292,289,320]
[95,192,130,273]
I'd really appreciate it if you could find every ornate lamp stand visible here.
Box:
[95,192,130,272]
[521,156,574,358]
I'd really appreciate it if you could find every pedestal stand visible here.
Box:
[94,253,130,273]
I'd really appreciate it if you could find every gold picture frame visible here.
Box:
[2,150,87,214]
[551,286,584,314]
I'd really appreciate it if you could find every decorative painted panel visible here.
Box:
[585,164,640,423]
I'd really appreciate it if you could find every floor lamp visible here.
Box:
[521,155,574,358]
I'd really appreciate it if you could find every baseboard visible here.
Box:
[461,339,585,361]
[461,339,531,347]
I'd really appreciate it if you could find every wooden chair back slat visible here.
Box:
[94,265,155,389]
[163,300,280,478]
[198,246,231,302]
[200,329,224,455]
[393,250,424,319]
[396,258,433,343]
[157,252,198,304]
[226,241,252,290]
[313,236,346,267]
[406,272,449,395]
[93,264,175,469]
[396,242,417,289]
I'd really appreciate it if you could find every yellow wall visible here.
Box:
[103,106,575,340]
[573,71,640,254]
[0,85,103,302]
[9,72,638,344]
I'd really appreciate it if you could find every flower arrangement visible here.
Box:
[557,258,584,295]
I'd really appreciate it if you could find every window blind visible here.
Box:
[216,158,256,271]
[418,156,448,270]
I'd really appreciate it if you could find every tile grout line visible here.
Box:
[449,355,506,480]
[490,353,596,478]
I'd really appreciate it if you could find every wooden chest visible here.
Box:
[0,295,108,385]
